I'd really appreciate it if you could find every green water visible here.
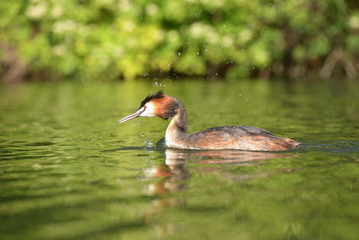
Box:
[1,79,359,240]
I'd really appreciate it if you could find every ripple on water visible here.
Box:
[302,140,359,153]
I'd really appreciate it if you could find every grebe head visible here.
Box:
[119,91,178,123]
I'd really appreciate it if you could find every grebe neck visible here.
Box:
[165,99,190,148]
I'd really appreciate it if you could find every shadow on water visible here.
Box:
[300,140,359,153]
[143,148,297,196]
[107,138,301,195]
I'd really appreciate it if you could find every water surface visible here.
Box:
[1,79,359,240]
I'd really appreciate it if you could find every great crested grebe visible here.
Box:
[119,91,300,151]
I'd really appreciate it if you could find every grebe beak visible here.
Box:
[118,108,145,123]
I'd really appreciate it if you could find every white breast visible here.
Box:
[165,117,186,148]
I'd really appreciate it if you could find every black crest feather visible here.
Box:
[139,90,164,108]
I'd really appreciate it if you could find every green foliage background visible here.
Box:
[1,0,359,81]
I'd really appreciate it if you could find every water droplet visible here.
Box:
[147,140,153,148]
[178,52,181,56]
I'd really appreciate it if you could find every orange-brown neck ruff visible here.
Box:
[151,95,179,120]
